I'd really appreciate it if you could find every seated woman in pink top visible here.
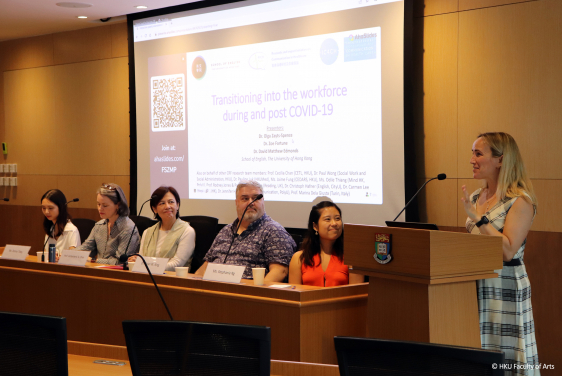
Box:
[289,201,364,286]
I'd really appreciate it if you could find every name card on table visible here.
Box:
[1,245,31,260]
[58,250,90,266]
[203,263,245,284]
[132,257,167,275]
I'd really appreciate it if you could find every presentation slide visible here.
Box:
[150,28,382,204]
[132,0,406,227]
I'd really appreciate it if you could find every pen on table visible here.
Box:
[291,285,296,289]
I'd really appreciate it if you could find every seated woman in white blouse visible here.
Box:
[41,189,81,258]
[129,186,195,272]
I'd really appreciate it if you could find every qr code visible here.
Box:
[150,74,186,132]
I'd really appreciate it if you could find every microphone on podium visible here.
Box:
[392,174,447,221]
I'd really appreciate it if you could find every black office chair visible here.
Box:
[71,218,96,243]
[130,215,159,238]
[123,320,271,376]
[334,336,505,376]
[289,233,303,250]
[0,311,68,376]
[180,215,218,272]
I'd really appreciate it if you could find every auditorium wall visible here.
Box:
[0,0,560,370]
[0,22,130,250]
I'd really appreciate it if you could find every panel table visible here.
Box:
[0,253,367,364]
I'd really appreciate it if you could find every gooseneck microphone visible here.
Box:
[41,224,55,262]
[65,198,79,205]
[223,194,263,263]
[392,174,447,221]
[123,196,156,265]
[119,253,174,320]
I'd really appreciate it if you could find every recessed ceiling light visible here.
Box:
[77,16,88,19]
[57,2,93,8]
[135,5,148,9]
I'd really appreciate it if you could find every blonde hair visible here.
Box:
[477,132,537,207]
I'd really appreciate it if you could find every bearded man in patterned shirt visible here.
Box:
[195,180,296,281]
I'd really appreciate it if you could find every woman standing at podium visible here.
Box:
[77,183,139,265]
[289,201,364,286]
[461,132,539,373]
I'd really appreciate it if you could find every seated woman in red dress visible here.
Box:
[288,201,364,286]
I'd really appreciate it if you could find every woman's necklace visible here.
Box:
[484,190,497,212]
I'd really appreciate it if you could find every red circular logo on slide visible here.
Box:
[192,56,206,79]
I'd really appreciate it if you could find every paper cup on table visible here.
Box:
[36,252,45,262]
[128,262,135,270]
[175,266,189,277]
[252,268,266,286]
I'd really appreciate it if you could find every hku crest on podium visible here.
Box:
[374,233,392,264]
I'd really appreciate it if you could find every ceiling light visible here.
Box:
[56,2,93,8]
[77,16,88,19]
[135,5,148,9]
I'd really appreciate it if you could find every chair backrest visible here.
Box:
[334,336,505,376]
[123,320,270,376]
[130,215,159,238]
[0,311,68,376]
[290,233,303,250]
[180,215,218,273]
[71,218,96,244]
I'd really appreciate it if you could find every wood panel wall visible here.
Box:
[0,0,560,371]
[0,22,130,218]
[415,0,562,230]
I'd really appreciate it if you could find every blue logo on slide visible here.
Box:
[344,32,377,62]
[319,38,338,65]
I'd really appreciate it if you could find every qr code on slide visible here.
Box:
[150,74,186,132]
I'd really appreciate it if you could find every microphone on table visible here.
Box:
[123,196,156,269]
[223,194,263,263]
[392,174,447,221]
[119,253,174,320]
[41,224,55,262]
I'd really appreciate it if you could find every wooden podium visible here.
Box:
[344,225,503,348]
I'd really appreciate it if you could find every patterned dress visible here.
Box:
[466,189,539,375]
